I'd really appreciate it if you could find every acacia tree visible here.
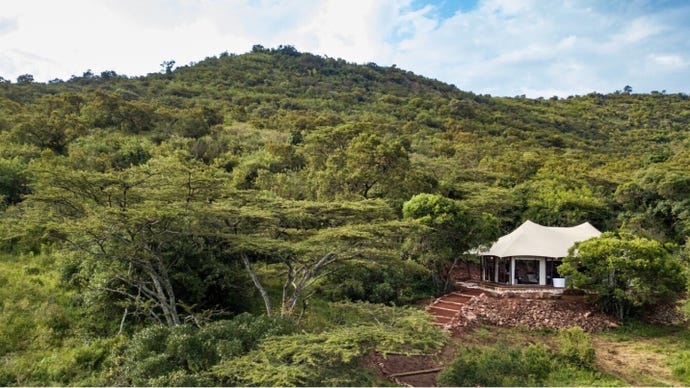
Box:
[559,232,687,320]
[343,133,410,198]
[402,193,499,293]
[0,157,31,208]
[219,197,408,318]
[304,127,410,200]
[24,157,230,327]
[12,94,86,154]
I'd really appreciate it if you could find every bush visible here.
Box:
[437,342,552,387]
[560,233,687,320]
[670,350,690,385]
[438,329,601,387]
[557,327,596,368]
[119,313,293,385]
[214,305,447,386]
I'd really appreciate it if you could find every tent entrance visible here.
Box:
[481,256,553,286]
[482,257,510,284]
[514,259,540,284]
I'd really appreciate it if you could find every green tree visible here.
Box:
[559,232,687,320]
[519,179,611,228]
[226,198,409,318]
[0,157,31,208]
[16,74,34,84]
[615,161,690,243]
[24,156,234,327]
[11,94,86,154]
[402,193,499,292]
[342,133,410,198]
[161,60,176,75]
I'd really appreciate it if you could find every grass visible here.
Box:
[594,320,690,386]
[452,321,690,387]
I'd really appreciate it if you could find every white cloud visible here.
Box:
[0,17,19,35]
[384,0,690,97]
[650,54,687,69]
[0,0,688,97]
[611,17,664,45]
[286,0,398,62]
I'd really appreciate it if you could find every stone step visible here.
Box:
[427,305,460,313]
[441,295,471,303]
[451,291,479,298]
[389,367,444,378]
[432,300,465,308]
[454,288,485,296]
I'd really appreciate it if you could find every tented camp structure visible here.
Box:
[479,220,601,287]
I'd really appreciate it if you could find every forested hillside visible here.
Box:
[1,45,689,386]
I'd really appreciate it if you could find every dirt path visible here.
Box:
[593,337,683,387]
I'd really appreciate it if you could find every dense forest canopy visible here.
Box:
[1,45,689,386]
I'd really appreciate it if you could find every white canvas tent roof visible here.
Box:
[481,220,601,258]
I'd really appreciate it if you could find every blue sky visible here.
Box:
[1,0,689,97]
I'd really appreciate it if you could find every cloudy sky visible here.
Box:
[1,0,689,97]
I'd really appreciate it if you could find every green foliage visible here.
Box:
[670,350,690,385]
[0,337,121,386]
[0,157,31,208]
[117,313,293,386]
[557,327,596,368]
[438,328,605,387]
[437,341,553,386]
[615,158,690,243]
[214,302,446,386]
[560,232,687,320]
[402,193,499,292]
[519,177,612,229]
[2,46,690,386]
[323,259,432,304]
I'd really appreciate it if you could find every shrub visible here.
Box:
[214,310,447,387]
[560,232,687,320]
[438,328,612,387]
[557,327,596,368]
[437,342,552,387]
[118,313,293,385]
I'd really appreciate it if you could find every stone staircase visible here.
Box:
[426,287,484,329]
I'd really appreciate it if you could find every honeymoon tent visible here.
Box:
[479,220,601,287]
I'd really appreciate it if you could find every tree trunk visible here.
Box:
[146,265,180,327]
[281,262,297,318]
[443,257,460,293]
[241,253,273,316]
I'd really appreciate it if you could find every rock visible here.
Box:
[450,291,618,332]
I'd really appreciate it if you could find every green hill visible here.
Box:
[1,46,689,386]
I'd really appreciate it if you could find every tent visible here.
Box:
[479,220,601,287]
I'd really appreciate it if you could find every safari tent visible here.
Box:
[479,220,601,287]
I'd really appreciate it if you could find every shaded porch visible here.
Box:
[480,256,567,287]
